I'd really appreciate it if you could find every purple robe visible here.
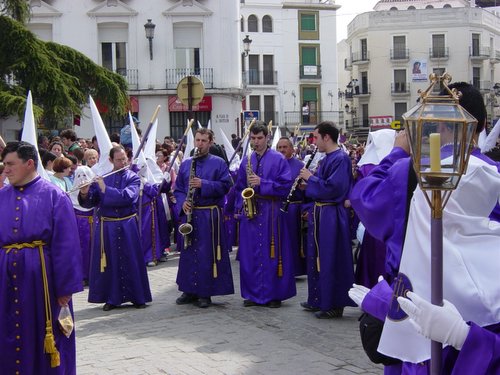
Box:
[280,156,306,276]
[353,164,388,288]
[74,208,94,282]
[304,149,355,311]
[80,169,152,306]
[0,176,83,375]
[174,154,234,297]
[140,182,171,264]
[234,149,296,304]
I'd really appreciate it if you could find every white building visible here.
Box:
[1,0,345,142]
[339,0,500,138]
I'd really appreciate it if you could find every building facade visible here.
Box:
[339,0,500,138]
[1,0,345,142]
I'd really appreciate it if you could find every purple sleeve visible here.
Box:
[306,155,351,201]
[451,322,500,375]
[173,161,189,218]
[258,155,292,197]
[200,160,232,199]
[101,174,140,207]
[360,279,393,321]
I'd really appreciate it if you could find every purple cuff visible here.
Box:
[361,279,393,321]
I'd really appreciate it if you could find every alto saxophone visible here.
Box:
[241,150,258,219]
[178,147,200,245]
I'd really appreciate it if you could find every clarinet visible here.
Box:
[280,147,318,213]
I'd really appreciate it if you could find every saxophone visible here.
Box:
[241,149,258,219]
[178,147,199,245]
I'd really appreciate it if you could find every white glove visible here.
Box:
[349,284,370,307]
[397,291,470,350]
[163,171,172,184]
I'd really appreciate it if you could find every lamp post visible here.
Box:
[242,34,252,57]
[144,19,156,60]
[402,73,477,375]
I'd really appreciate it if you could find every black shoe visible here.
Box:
[266,300,281,308]
[243,299,259,307]
[315,307,344,319]
[300,302,320,312]
[102,303,116,311]
[176,293,198,305]
[159,255,168,263]
[197,297,212,308]
[133,303,146,309]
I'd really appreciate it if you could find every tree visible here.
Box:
[0,14,129,128]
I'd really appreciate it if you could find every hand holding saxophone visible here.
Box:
[247,173,260,187]
[182,200,193,215]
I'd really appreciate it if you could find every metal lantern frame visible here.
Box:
[401,72,477,375]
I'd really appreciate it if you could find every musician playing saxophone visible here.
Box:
[174,128,234,309]
[234,122,295,308]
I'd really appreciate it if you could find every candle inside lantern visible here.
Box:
[429,133,441,172]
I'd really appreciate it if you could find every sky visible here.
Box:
[335,0,380,42]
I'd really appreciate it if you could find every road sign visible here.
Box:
[243,110,259,121]
[391,120,402,130]
[176,76,205,107]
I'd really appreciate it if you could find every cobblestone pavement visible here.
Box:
[74,252,382,375]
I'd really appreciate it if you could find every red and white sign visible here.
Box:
[168,96,212,112]
[370,115,393,130]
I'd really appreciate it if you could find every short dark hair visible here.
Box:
[315,121,339,144]
[72,147,85,162]
[49,141,64,152]
[442,82,486,134]
[110,133,120,144]
[250,121,268,137]
[60,129,77,142]
[53,156,73,173]
[195,127,214,142]
[2,141,39,169]
[42,151,57,168]
[278,136,293,147]
[109,145,125,159]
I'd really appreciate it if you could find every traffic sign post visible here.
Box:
[176,76,205,120]
[243,110,259,122]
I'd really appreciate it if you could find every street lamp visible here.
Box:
[144,19,156,60]
[242,34,252,57]
[402,72,477,375]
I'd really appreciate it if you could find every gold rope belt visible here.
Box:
[192,205,221,278]
[313,202,339,272]
[255,194,277,201]
[99,213,137,273]
[2,240,60,367]
[315,202,338,206]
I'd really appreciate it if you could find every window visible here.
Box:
[362,103,369,127]
[249,55,260,85]
[390,7,398,10]
[263,55,274,85]
[264,96,275,124]
[240,16,244,32]
[361,39,368,61]
[361,71,369,94]
[472,67,481,90]
[443,4,451,8]
[300,45,320,78]
[432,68,445,92]
[426,5,434,9]
[393,36,406,59]
[394,103,408,122]
[394,69,406,92]
[262,15,272,33]
[299,11,319,40]
[249,95,260,112]
[174,23,202,73]
[472,33,480,56]
[432,34,446,58]
[408,6,416,10]
[248,15,258,32]
[101,42,127,74]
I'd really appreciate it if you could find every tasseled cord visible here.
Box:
[39,245,61,367]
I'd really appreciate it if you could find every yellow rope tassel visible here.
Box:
[270,238,275,259]
[216,208,221,261]
[217,245,221,261]
[316,256,321,272]
[44,327,60,367]
[300,245,305,258]
[278,256,283,277]
[213,262,218,278]
[100,253,107,273]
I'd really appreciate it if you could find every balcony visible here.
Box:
[429,47,449,60]
[344,57,352,71]
[469,46,490,60]
[283,111,343,126]
[391,82,411,95]
[242,70,278,86]
[353,84,371,97]
[115,69,138,90]
[351,51,370,65]
[471,80,491,93]
[490,50,500,64]
[300,65,322,79]
[390,48,410,61]
[165,68,214,90]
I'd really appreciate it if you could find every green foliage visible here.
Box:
[0,0,30,23]
[0,15,129,125]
